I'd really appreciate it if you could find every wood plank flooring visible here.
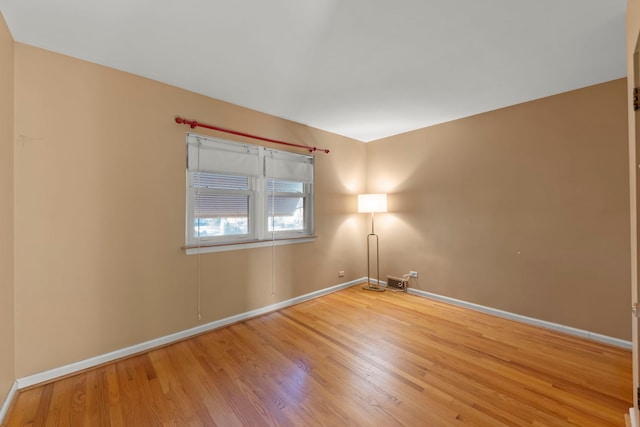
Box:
[3,286,632,426]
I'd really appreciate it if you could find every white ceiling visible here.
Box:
[0,0,628,142]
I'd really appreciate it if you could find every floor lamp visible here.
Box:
[358,193,387,292]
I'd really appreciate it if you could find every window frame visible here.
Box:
[264,179,313,239]
[185,133,315,250]
[186,173,257,244]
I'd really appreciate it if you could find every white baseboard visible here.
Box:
[16,278,365,390]
[408,288,632,349]
[0,381,18,425]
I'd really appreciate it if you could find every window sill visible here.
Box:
[183,236,316,255]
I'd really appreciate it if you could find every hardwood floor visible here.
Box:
[4,286,632,426]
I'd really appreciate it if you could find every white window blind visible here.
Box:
[187,137,260,176]
[264,150,314,183]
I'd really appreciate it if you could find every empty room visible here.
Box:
[1,0,640,425]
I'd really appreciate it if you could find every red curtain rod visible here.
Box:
[175,117,330,154]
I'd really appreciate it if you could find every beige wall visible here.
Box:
[0,12,15,405]
[366,79,631,340]
[13,44,366,377]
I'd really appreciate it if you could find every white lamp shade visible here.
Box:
[358,193,387,213]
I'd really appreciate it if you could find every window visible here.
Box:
[191,173,251,238]
[186,133,314,248]
[267,179,306,232]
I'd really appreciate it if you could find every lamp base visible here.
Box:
[362,284,385,292]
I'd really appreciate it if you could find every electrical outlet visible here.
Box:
[409,271,418,278]
[338,271,345,278]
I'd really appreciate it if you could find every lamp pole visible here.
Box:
[364,210,384,292]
